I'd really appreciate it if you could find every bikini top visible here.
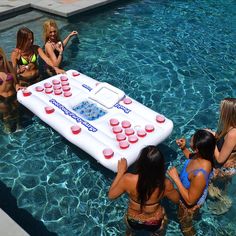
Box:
[180,159,211,206]
[130,188,164,207]
[217,131,236,154]
[130,197,160,207]
[0,74,14,85]
[20,53,37,65]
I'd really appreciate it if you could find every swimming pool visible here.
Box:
[0,0,235,235]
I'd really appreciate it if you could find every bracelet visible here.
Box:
[59,53,63,56]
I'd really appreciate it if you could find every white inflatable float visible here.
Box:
[17,70,173,172]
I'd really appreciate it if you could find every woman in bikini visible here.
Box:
[168,130,216,236]
[0,47,22,133]
[11,27,64,87]
[208,98,236,178]
[108,145,180,236]
[42,19,78,76]
[203,98,236,214]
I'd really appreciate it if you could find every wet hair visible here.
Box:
[135,145,165,208]
[192,129,216,165]
[16,27,34,51]
[43,19,60,43]
[0,47,15,76]
[217,98,236,139]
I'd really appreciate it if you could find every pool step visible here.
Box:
[0,208,29,236]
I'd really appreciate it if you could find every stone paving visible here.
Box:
[0,0,120,18]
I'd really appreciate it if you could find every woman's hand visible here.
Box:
[15,84,25,92]
[176,138,186,150]
[17,65,27,74]
[168,167,179,181]
[117,158,127,175]
[205,128,216,136]
[108,158,127,199]
[69,31,78,38]
[54,67,65,75]
[55,41,64,53]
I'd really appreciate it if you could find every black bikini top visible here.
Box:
[217,130,236,154]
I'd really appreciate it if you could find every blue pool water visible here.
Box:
[0,0,236,235]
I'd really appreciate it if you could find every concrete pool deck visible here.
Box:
[0,0,121,19]
[0,209,29,236]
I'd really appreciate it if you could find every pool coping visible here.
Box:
[0,0,121,19]
[0,208,29,236]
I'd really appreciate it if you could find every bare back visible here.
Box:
[125,174,176,221]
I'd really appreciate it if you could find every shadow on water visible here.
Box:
[158,143,178,164]
[68,139,178,179]
[18,104,35,128]
[0,181,57,236]
[66,139,114,178]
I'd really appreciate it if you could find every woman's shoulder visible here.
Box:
[123,173,137,181]
[44,42,56,52]
[120,173,138,193]
[227,128,236,140]
[44,41,52,47]
[122,173,138,186]
[188,159,211,180]
[196,159,212,172]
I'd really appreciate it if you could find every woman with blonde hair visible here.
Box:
[208,98,236,177]
[0,47,21,133]
[206,98,236,215]
[43,19,78,76]
[11,27,64,87]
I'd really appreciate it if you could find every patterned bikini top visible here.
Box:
[0,74,14,85]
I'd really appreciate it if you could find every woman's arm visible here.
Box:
[63,31,78,47]
[8,61,21,91]
[10,49,18,72]
[214,129,236,164]
[37,46,64,74]
[45,42,63,67]
[108,158,128,200]
[168,167,206,206]
[164,178,180,204]
[11,49,29,75]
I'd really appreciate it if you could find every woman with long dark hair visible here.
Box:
[168,129,216,236]
[11,27,64,86]
[108,145,179,235]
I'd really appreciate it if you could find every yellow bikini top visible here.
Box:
[20,53,37,65]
